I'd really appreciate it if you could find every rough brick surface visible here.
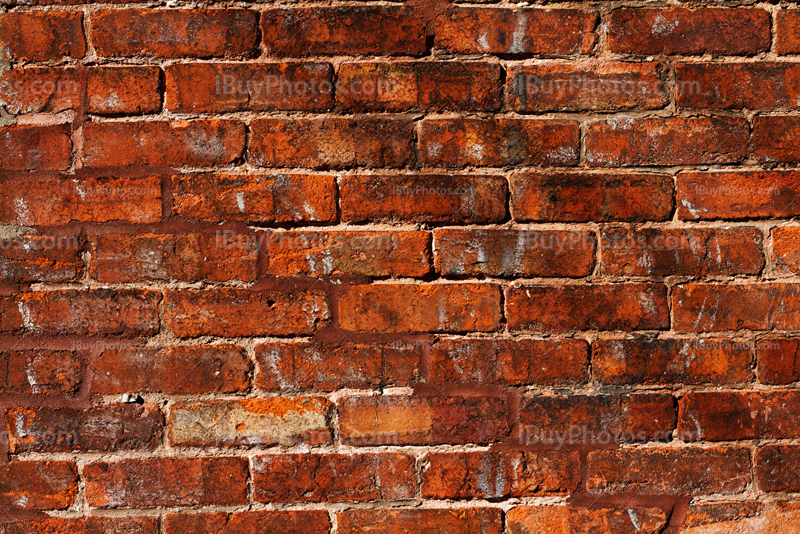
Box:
[678,502,800,534]
[338,509,503,534]
[0,12,85,61]
[507,506,667,534]
[0,350,82,395]
[755,445,800,492]
[0,125,72,171]
[0,517,159,534]
[164,512,330,534]
[777,10,800,55]
[0,234,83,282]
[757,337,800,385]
[0,461,78,510]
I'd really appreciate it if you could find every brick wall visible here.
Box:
[1,0,800,532]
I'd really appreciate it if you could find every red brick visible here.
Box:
[676,62,800,110]
[420,118,579,167]
[757,337,800,385]
[508,61,667,112]
[593,338,752,386]
[261,7,425,56]
[609,8,770,56]
[587,447,750,495]
[679,391,800,441]
[340,174,507,224]
[422,451,580,499]
[0,176,161,225]
[255,340,420,391]
[511,172,673,222]
[586,117,748,166]
[773,226,800,273]
[0,290,160,336]
[0,461,78,510]
[677,171,800,220]
[91,9,258,58]
[164,288,329,337]
[507,506,667,534]
[253,453,415,502]
[673,283,800,332]
[0,67,81,114]
[169,398,332,447]
[430,338,588,386]
[0,11,85,61]
[267,230,430,277]
[520,394,676,447]
[600,227,764,277]
[0,517,159,534]
[83,120,245,168]
[754,116,800,163]
[7,403,163,453]
[171,173,335,223]
[0,124,72,171]
[85,457,248,508]
[338,509,502,534]
[506,283,669,332]
[93,345,249,394]
[434,228,595,277]
[91,233,257,282]
[338,395,510,445]
[777,10,800,55]
[0,234,83,282]
[436,8,596,55]
[250,117,413,168]
[678,501,800,534]
[164,511,330,534]
[756,445,800,492]
[165,62,333,113]
[0,350,81,395]
[87,66,161,115]
[337,61,502,111]
[339,283,501,333]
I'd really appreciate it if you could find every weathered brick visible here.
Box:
[593,338,752,386]
[171,173,336,223]
[253,453,415,503]
[757,337,800,385]
[677,171,800,220]
[338,509,503,534]
[507,61,667,112]
[85,457,249,508]
[422,451,580,499]
[0,176,161,225]
[506,283,669,332]
[600,227,764,276]
[0,11,85,61]
[0,234,83,282]
[338,395,510,445]
[0,124,72,171]
[337,61,502,111]
[0,461,78,510]
[0,67,81,114]
[250,117,413,168]
[164,288,329,337]
[87,66,162,114]
[267,230,430,277]
[609,8,770,56]
[507,506,667,534]
[255,340,420,391]
[756,445,800,492]
[83,120,245,168]
[587,447,751,495]
[339,283,501,333]
[0,517,159,534]
[7,403,163,453]
[678,501,800,534]
[91,233,258,282]
[430,338,588,386]
[511,172,673,222]
[168,398,332,447]
[773,226,800,273]
[0,350,81,395]
[340,174,507,224]
[91,9,258,58]
[586,117,749,166]
[436,8,597,55]
[0,290,160,336]
[679,391,800,441]
[164,511,330,534]
[673,283,800,332]
[93,345,249,395]
[754,116,800,163]
[777,10,800,55]
[165,62,333,112]
[261,7,425,56]
[420,118,579,167]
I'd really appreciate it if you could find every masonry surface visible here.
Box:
[0,0,800,532]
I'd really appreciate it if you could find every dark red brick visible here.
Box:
[0,517,159,534]
[0,350,81,395]
[756,445,800,492]
[0,124,72,171]
[0,234,83,282]
[678,501,800,534]
[773,226,800,274]
[757,337,800,385]
[754,116,800,163]
[338,509,502,534]
[164,511,330,534]
[0,461,78,510]
[777,10,800,55]
[0,11,85,61]
[508,506,667,534]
